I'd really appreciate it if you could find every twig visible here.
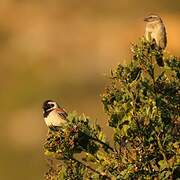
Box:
[155,132,170,170]
[90,136,114,152]
[64,155,111,179]
[80,130,114,152]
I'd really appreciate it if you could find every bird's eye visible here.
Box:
[48,103,54,108]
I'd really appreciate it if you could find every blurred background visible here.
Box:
[0,0,180,179]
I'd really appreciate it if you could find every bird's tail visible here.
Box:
[155,50,164,67]
[79,131,114,152]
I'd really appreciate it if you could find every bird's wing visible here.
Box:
[56,108,68,120]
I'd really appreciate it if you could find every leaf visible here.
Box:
[158,160,167,171]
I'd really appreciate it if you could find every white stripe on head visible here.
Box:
[48,101,59,109]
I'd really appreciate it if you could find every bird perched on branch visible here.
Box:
[42,100,114,151]
[144,14,167,66]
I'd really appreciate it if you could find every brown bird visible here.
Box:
[144,14,167,66]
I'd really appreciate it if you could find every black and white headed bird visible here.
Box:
[42,100,114,151]
[42,100,68,127]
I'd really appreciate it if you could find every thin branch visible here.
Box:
[64,155,112,179]
[80,130,114,152]
[155,132,170,170]
[90,136,114,152]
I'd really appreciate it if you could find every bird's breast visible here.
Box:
[145,22,166,49]
[44,111,67,127]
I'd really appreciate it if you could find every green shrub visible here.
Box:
[44,39,180,180]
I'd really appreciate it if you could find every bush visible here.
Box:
[44,39,180,180]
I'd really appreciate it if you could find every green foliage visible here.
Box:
[44,113,113,179]
[44,39,180,179]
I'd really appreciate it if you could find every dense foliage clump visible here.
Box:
[44,39,180,180]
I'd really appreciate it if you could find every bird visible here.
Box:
[144,14,167,66]
[42,100,68,127]
[42,100,114,151]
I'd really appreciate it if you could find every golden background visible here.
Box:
[0,1,180,179]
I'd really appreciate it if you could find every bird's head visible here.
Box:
[144,14,162,23]
[42,100,59,113]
